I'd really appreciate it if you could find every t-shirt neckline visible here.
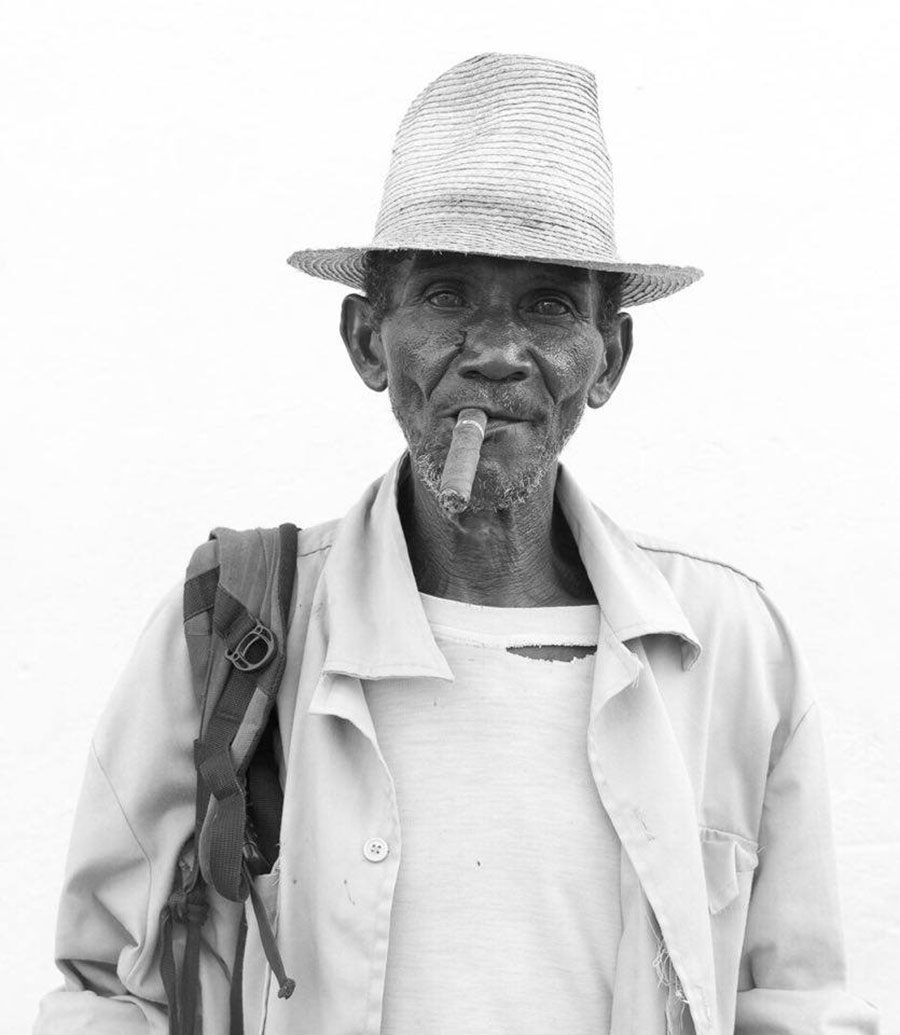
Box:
[418,592,601,648]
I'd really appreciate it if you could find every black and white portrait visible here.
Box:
[3,3,897,1033]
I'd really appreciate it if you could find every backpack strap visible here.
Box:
[162,523,299,1035]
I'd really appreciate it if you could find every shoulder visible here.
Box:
[627,523,798,660]
[297,518,339,559]
[292,519,339,601]
[192,519,340,567]
[629,526,814,741]
[628,526,772,631]
[629,526,786,647]
[629,528,764,591]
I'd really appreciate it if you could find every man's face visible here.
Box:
[344,252,630,511]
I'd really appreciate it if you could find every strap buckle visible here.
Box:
[226,621,276,672]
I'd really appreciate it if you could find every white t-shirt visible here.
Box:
[363,593,622,1035]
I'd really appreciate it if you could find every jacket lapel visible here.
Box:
[590,623,716,1035]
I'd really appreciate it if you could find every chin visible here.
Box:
[468,460,555,511]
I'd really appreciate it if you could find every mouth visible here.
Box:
[444,408,525,438]
[445,406,526,425]
[482,416,521,436]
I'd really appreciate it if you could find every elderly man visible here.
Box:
[37,53,876,1035]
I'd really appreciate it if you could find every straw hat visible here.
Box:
[287,53,702,307]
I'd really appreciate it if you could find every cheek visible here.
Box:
[384,329,461,397]
[539,332,605,406]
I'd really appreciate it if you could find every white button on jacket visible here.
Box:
[363,838,390,862]
[35,456,879,1035]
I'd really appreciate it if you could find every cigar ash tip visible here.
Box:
[438,488,469,514]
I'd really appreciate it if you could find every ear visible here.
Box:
[340,294,388,392]
[587,313,633,408]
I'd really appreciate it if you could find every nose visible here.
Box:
[457,316,532,383]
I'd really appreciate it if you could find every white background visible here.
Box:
[2,0,898,1029]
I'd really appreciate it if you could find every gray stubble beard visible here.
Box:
[392,398,587,514]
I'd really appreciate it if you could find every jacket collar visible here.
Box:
[315,455,700,680]
[555,467,701,669]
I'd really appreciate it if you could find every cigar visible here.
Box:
[438,408,488,514]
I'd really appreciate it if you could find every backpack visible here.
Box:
[160,523,300,1035]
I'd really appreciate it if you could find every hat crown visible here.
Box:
[286,53,703,307]
[373,53,619,263]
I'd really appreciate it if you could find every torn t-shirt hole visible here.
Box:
[506,644,597,663]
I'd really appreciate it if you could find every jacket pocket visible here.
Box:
[700,828,759,1033]
[699,827,759,915]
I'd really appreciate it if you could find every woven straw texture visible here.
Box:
[288,53,702,307]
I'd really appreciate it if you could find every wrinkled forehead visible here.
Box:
[403,250,596,289]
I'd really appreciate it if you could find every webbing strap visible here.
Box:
[245,858,295,1000]
[229,913,248,1035]
[197,743,247,901]
[212,587,256,648]
[183,566,220,621]
[180,891,207,1035]
[161,880,209,1035]
[203,666,259,754]
[160,907,181,1035]
[277,523,298,628]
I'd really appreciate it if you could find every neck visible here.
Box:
[399,459,596,607]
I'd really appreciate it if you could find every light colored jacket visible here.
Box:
[36,459,878,1035]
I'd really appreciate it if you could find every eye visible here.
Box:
[426,289,466,309]
[530,297,573,317]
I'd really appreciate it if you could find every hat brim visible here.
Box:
[286,246,702,307]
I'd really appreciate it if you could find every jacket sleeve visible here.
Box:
[34,585,242,1035]
[734,593,879,1033]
